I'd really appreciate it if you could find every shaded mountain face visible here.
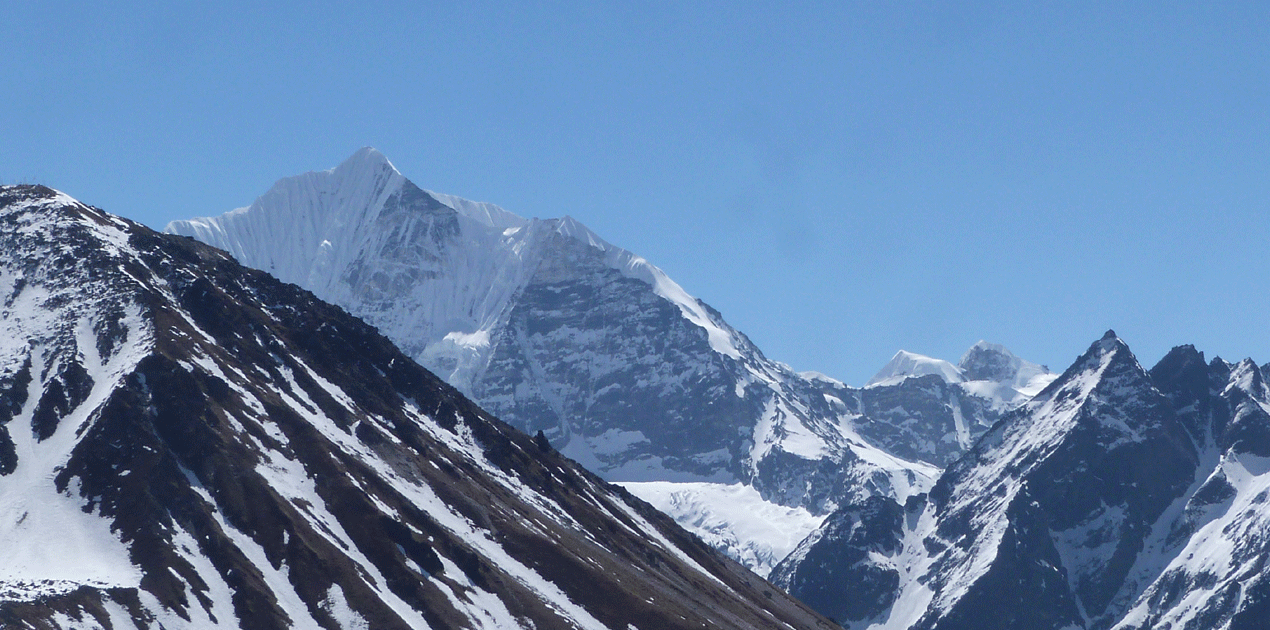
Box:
[0,185,838,630]
[166,148,945,520]
[773,332,1270,630]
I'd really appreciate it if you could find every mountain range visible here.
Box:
[0,184,835,630]
[12,146,1262,629]
[772,332,1270,629]
[166,149,1056,575]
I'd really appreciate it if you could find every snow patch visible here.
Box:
[321,584,371,630]
[619,481,825,577]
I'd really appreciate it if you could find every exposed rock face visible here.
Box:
[774,332,1270,630]
[0,185,838,630]
[768,495,905,626]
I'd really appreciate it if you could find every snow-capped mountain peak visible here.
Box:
[337,144,396,175]
[848,342,1058,465]
[865,342,1055,397]
[957,340,1054,395]
[167,149,768,484]
[866,350,964,388]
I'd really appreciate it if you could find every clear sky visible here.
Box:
[5,2,1269,385]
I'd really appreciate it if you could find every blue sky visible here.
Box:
[5,2,1269,384]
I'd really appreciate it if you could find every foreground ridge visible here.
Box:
[0,185,837,630]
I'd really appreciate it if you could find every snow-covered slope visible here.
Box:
[774,331,1270,630]
[617,481,826,579]
[0,185,836,630]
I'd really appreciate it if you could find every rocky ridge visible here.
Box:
[772,331,1270,630]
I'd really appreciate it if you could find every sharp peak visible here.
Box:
[1011,330,1150,412]
[1055,329,1140,382]
[346,145,391,165]
[1093,329,1134,355]
[245,147,406,204]
[1230,357,1261,371]
[331,146,401,177]
[1222,357,1267,397]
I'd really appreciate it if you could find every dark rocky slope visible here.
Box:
[0,185,838,630]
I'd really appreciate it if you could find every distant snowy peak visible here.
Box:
[166,148,734,357]
[866,350,964,388]
[865,342,1056,405]
[167,148,525,290]
[958,340,1054,394]
[837,342,1060,467]
[867,342,1053,389]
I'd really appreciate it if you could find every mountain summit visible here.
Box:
[168,149,767,485]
